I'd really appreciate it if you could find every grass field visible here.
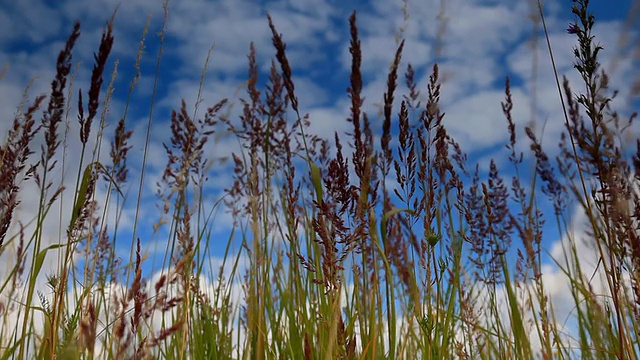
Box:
[1,0,640,358]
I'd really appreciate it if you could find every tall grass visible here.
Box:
[0,0,639,358]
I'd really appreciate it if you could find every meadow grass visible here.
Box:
[0,0,639,358]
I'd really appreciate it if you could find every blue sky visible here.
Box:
[1,0,639,341]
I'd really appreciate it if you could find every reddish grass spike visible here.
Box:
[77,90,84,133]
[266,59,285,118]
[525,127,566,214]
[424,63,441,129]
[79,301,97,353]
[502,77,516,150]
[113,303,127,355]
[151,320,185,346]
[80,18,114,144]
[247,42,261,106]
[266,13,298,113]
[303,332,313,360]
[382,39,405,177]
[108,118,133,184]
[348,11,363,151]
[42,22,80,164]
[0,95,45,246]
[404,63,420,107]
